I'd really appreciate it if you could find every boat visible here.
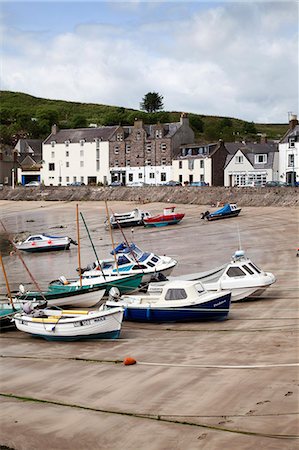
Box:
[80,242,177,283]
[15,234,78,252]
[171,250,276,302]
[13,305,124,341]
[14,282,106,308]
[105,279,231,322]
[143,206,185,227]
[106,208,151,229]
[0,299,22,331]
[201,204,241,221]
[48,271,144,297]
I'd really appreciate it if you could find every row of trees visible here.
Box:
[0,91,258,146]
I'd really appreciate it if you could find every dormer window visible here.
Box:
[289,137,296,148]
[136,131,141,141]
[255,154,267,164]
[51,141,56,147]
[80,139,85,146]
[116,133,123,142]
[65,140,70,147]
[235,155,243,164]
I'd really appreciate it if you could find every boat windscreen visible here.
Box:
[226,267,246,277]
[165,289,187,300]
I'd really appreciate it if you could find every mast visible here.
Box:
[105,201,119,274]
[80,211,107,280]
[76,204,82,287]
[0,254,15,310]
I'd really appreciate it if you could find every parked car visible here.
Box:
[24,181,41,187]
[109,181,123,187]
[190,181,208,187]
[164,181,182,186]
[264,181,287,187]
[68,182,85,186]
[127,182,145,187]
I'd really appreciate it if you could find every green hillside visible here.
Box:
[0,90,288,146]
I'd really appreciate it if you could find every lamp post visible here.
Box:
[11,168,15,189]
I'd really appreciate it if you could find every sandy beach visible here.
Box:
[0,200,298,450]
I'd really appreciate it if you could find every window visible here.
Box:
[146,143,151,152]
[51,151,55,158]
[81,177,84,183]
[116,133,123,141]
[161,158,166,166]
[115,160,119,167]
[51,141,55,147]
[49,163,55,171]
[80,161,84,167]
[179,161,182,169]
[289,137,295,148]
[155,129,162,139]
[255,154,267,164]
[127,160,131,166]
[288,154,295,167]
[179,175,182,183]
[235,155,243,164]
[136,131,141,140]
[138,173,143,179]
[96,149,99,160]
[95,139,100,149]
[165,289,187,300]
[73,177,77,182]
[65,141,70,147]
[200,160,204,169]
[200,174,204,182]
[161,172,166,181]
[128,173,133,182]
[66,150,69,157]
[96,160,100,171]
[80,149,84,157]
[58,176,62,183]
[114,146,119,155]
[188,160,194,170]
[161,143,166,151]
[126,145,131,153]
[242,265,254,275]
[149,172,155,179]
[80,139,85,146]
[249,262,261,273]
[66,162,70,168]
[146,159,151,166]
[66,176,70,182]
[227,267,246,277]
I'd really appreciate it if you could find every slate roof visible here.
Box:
[279,124,299,143]
[43,126,119,144]
[224,142,278,169]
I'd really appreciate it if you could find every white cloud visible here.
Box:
[0,2,298,123]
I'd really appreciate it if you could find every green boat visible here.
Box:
[0,301,22,331]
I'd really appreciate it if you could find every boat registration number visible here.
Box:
[73,317,106,327]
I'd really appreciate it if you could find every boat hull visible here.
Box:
[14,308,124,341]
[120,293,231,322]
[207,210,241,221]
[18,243,71,253]
[144,214,184,227]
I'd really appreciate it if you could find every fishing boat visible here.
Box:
[201,204,241,221]
[0,299,22,331]
[172,250,276,302]
[106,279,231,322]
[13,305,124,341]
[143,206,185,227]
[48,271,144,296]
[15,234,78,252]
[14,282,106,308]
[80,242,177,283]
[106,208,151,229]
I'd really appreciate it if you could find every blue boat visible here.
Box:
[106,280,231,322]
[201,203,241,221]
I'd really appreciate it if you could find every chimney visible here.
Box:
[51,124,59,135]
[260,134,268,144]
[180,112,189,126]
[288,114,298,130]
[13,150,18,162]
[134,118,144,128]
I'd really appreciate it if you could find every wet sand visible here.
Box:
[0,200,298,449]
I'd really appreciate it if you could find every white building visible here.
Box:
[224,141,279,186]
[41,125,118,186]
[278,114,298,185]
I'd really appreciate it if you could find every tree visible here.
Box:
[140,92,164,113]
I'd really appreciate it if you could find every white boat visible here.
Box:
[80,242,177,283]
[13,305,124,341]
[172,250,276,302]
[106,280,231,322]
[15,234,77,252]
[105,208,151,229]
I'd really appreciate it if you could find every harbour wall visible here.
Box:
[0,185,298,207]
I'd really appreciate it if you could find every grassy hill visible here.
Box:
[0,90,288,146]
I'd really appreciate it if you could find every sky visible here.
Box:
[0,1,298,123]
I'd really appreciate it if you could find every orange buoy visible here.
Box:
[123,357,137,366]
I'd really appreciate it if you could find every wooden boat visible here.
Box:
[143,206,185,227]
[0,300,22,331]
[171,250,276,302]
[80,242,177,283]
[15,234,77,252]
[106,279,231,322]
[13,306,124,341]
[106,208,151,229]
[14,282,106,308]
[201,203,241,221]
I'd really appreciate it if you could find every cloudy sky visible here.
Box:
[1,1,298,123]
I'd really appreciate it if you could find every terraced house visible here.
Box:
[41,114,194,186]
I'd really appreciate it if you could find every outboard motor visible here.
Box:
[108,287,121,302]
[22,301,33,314]
[201,211,210,220]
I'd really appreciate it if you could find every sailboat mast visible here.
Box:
[105,201,119,274]
[80,211,107,280]
[76,204,82,287]
[0,254,15,309]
